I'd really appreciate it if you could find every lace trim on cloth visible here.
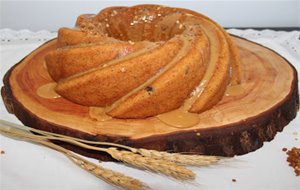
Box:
[0,28,57,42]
[0,28,299,66]
[228,29,300,62]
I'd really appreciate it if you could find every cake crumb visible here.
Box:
[120,67,126,72]
[292,132,298,136]
[286,147,300,176]
[232,178,237,182]
[0,150,5,155]
[282,147,287,152]
[111,10,118,17]
[128,40,135,45]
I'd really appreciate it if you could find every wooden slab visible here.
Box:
[1,36,299,159]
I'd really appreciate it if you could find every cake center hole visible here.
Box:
[78,9,187,42]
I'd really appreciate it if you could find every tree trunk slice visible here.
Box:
[1,36,299,159]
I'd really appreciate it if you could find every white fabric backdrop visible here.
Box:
[1,1,299,30]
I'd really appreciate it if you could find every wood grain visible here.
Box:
[1,36,299,159]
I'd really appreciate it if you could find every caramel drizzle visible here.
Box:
[182,20,225,110]
[157,19,237,128]
[183,37,219,110]
[105,34,191,113]
[89,107,112,121]
[59,41,160,82]
[156,108,200,128]
[36,82,61,99]
[156,20,221,128]
[39,11,243,128]
[90,30,199,125]
[225,85,244,96]
[104,27,206,128]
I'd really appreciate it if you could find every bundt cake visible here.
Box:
[45,5,242,119]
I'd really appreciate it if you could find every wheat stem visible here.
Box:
[39,140,149,190]
[0,120,223,165]
[0,126,149,190]
[107,147,195,180]
[134,148,222,166]
[0,124,195,180]
[0,119,133,150]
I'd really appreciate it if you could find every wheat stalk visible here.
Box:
[107,147,195,180]
[133,148,222,166]
[0,119,223,166]
[0,128,149,190]
[41,140,149,190]
[0,123,195,180]
[0,121,195,179]
[0,119,225,186]
[0,123,195,181]
[1,124,196,181]
[70,156,149,190]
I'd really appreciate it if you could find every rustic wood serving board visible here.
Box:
[1,36,298,160]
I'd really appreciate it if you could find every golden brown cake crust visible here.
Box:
[45,5,242,118]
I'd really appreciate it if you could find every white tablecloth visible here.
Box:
[0,28,300,190]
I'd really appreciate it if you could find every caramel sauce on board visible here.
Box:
[36,83,244,128]
[89,107,112,121]
[157,108,200,128]
[36,82,61,99]
[157,84,244,128]
[225,85,244,96]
